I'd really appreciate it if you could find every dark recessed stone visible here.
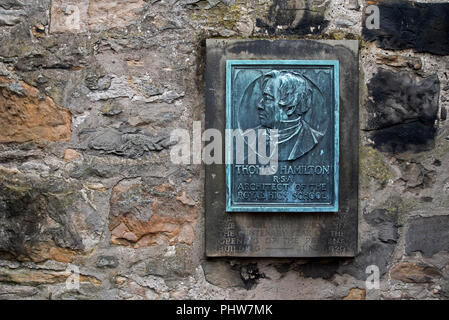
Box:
[363,1,449,55]
[364,209,398,244]
[338,240,396,280]
[369,121,437,154]
[365,69,439,131]
[441,107,447,121]
[297,260,339,280]
[364,69,439,154]
[406,215,449,258]
[0,169,86,262]
[420,197,433,203]
[256,0,329,36]
[239,263,264,290]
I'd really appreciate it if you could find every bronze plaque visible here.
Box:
[205,39,359,257]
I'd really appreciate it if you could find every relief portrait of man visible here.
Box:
[255,70,325,161]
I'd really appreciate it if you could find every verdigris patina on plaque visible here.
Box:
[226,60,339,212]
[205,40,358,257]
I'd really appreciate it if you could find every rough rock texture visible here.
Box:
[391,262,442,283]
[0,0,448,300]
[109,179,198,247]
[0,167,101,263]
[344,288,366,300]
[86,128,172,159]
[364,69,439,153]
[0,266,101,286]
[256,0,329,36]
[363,1,449,55]
[50,0,146,34]
[375,54,422,70]
[406,216,449,258]
[0,8,25,26]
[0,76,72,143]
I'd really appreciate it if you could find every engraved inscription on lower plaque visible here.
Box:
[226,60,339,212]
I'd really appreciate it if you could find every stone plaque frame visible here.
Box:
[205,39,359,257]
[225,60,340,212]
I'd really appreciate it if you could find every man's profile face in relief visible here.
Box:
[256,71,311,129]
[257,77,283,129]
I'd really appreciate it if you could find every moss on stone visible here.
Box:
[190,1,244,30]
[360,145,394,188]
[379,194,419,226]
[329,30,346,40]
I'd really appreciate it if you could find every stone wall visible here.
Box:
[0,0,448,299]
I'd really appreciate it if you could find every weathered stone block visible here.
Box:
[0,7,25,26]
[0,77,72,143]
[50,0,146,33]
[391,262,442,283]
[363,1,449,55]
[0,1,25,11]
[64,148,81,162]
[364,69,439,153]
[375,54,422,70]
[364,209,398,244]
[97,255,119,269]
[343,288,365,300]
[0,167,100,262]
[406,215,449,258]
[86,128,172,159]
[109,179,198,248]
[0,267,100,286]
[202,261,243,288]
[256,0,329,36]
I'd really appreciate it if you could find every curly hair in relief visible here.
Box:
[262,70,313,116]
